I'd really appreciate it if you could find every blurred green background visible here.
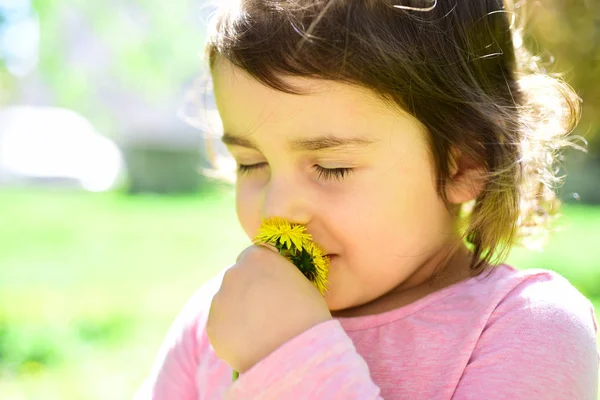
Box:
[0,1,598,399]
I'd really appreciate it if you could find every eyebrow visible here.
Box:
[221,132,377,152]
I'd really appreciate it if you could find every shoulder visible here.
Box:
[487,266,597,332]
[454,266,599,399]
[451,265,597,331]
[476,265,598,367]
[442,264,598,345]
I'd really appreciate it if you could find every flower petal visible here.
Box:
[253,217,329,296]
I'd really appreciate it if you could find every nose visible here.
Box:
[261,174,312,226]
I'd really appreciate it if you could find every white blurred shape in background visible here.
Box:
[0,106,125,192]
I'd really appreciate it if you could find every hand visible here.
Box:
[207,244,332,373]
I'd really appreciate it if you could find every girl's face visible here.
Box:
[213,59,461,313]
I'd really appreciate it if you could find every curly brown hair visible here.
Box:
[203,0,582,271]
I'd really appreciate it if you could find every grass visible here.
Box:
[0,185,249,400]
[0,186,598,399]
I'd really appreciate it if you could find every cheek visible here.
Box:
[342,160,449,256]
[388,175,448,240]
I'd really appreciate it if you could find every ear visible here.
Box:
[445,148,486,205]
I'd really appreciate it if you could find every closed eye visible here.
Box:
[237,163,267,175]
[314,166,353,181]
[237,163,353,182]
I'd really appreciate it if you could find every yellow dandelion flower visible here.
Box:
[252,217,330,296]
[253,217,312,252]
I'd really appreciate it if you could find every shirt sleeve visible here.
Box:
[133,273,223,400]
[453,274,599,400]
[225,319,383,399]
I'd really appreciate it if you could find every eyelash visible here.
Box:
[237,163,353,182]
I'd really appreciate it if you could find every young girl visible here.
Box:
[136,0,599,398]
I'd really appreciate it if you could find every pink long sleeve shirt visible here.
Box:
[135,264,599,399]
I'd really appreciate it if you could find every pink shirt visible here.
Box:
[135,265,599,399]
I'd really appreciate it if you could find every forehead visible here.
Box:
[213,59,397,119]
[211,58,425,147]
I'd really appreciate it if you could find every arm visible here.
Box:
[453,276,599,400]
[225,319,383,399]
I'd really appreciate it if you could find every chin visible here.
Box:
[324,291,364,315]
[324,292,346,313]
